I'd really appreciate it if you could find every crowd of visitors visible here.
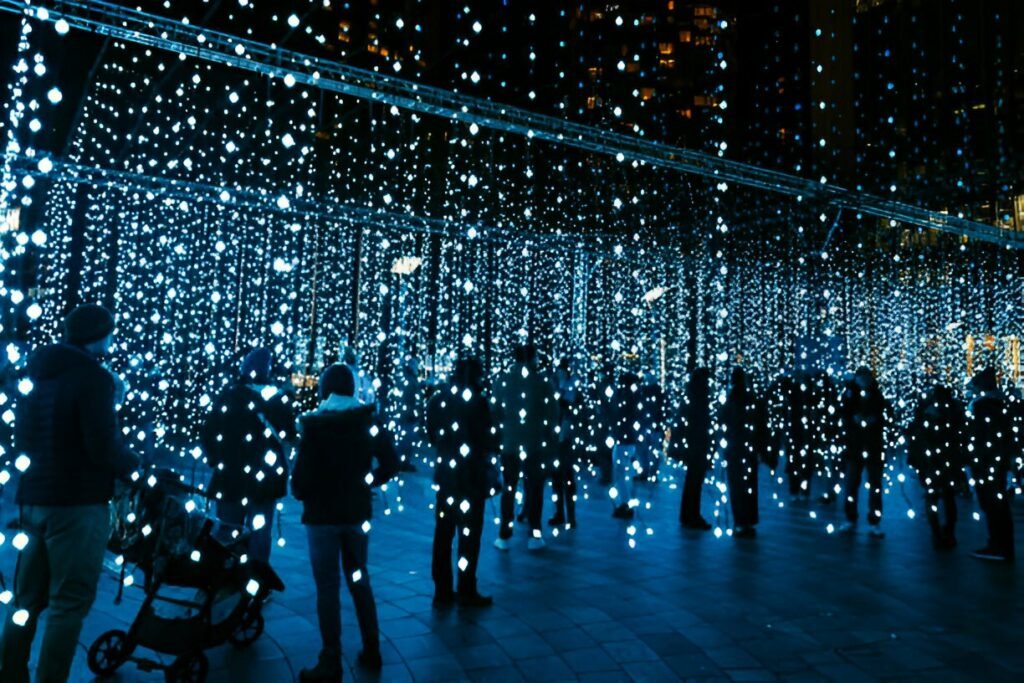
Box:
[0,304,1021,682]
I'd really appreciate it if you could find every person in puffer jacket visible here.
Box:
[200,348,296,563]
[0,304,137,683]
[292,364,400,681]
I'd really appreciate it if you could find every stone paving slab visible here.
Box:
[0,463,1021,681]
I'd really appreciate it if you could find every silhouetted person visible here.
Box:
[201,348,296,562]
[721,367,767,537]
[292,365,400,680]
[427,357,497,607]
[838,367,888,537]
[671,367,713,530]
[965,368,1014,561]
[591,362,618,485]
[550,358,581,529]
[907,383,965,550]
[493,344,558,550]
[0,305,138,683]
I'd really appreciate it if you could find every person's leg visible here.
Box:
[866,453,884,527]
[306,525,343,663]
[943,487,958,542]
[499,452,521,540]
[844,455,865,524]
[524,468,544,535]
[340,526,380,656]
[681,453,706,524]
[0,506,50,683]
[247,500,277,564]
[455,501,485,596]
[550,459,566,522]
[36,505,110,683]
[431,494,456,600]
[565,458,578,526]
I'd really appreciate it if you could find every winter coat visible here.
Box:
[966,392,1012,484]
[201,382,296,504]
[669,382,713,468]
[611,376,644,446]
[719,387,769,468]
[839,382,887,459]
[493,364,558,465]
[291,395,400,525]
[426,383,497,500]
[907,390,965,489]
[15,344,138,506]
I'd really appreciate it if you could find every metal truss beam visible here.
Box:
[11,155,642,261]
[1,0,1021,247]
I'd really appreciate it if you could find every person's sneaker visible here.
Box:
[527,536,546,551]
[457,591,494,608]
[972,546,1012,561]
[867,527,885,539]
[612,504,635,520]
[357,649,383,671]
[493,537,511,551]
[837,522,856,534]
[432,592,456,609]
[734,526,757,538]
[299,652,342,682]
[547,514,566,527]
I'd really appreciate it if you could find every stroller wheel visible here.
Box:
[166,652,209,683]
[87,629,131,676]
[228,605,265,647]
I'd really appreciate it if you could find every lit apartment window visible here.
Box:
[658,42,675,55]
[640,87,655,100]
[678,108,692,118]
[668,0,675,9]
[694,6,716,17]
[659,58,676,69]
[679,30,691,42]
[587,96,598,109]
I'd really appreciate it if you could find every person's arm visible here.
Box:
[79,370,138,477]
[291,430,309,501]
[370,420,401,486]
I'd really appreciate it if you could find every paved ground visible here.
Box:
[1,459,1022,682]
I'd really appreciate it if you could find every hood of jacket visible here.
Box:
[28,343,100,381]
[302,395,375,428]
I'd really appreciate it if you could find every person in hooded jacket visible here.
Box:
[493,344,559,551]
[838,367,888,537]
[292,364,400,681]
[670,367,714,530]
[0,304,138,683]
[720,367,768,538]
[427,356,497,608]
[965,367,1015,561]
[201,348,296,563]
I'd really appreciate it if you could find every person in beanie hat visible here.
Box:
[201,347,296,564]
[292,364,400,680]
[0,304,138,682]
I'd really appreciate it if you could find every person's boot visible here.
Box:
[457,590,494,608]
[548,513,566,527]
[357,649,383,671]
[300,650,342,682]
[612,504,634,520]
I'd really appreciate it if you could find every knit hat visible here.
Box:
[64,304,115,346]
[240,348,273,383]
[320,363,355,399]
[971,367,997,392]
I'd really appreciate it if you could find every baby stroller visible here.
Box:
[87,468,285,682]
